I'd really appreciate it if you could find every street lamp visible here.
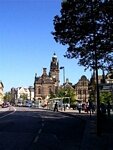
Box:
[60,66,65,84]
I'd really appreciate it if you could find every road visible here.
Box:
[0,107,86,150]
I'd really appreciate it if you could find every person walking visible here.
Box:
[77,102,82,114]
[63,104,66,111]
[54,102,58,112]
[107,101,111,117]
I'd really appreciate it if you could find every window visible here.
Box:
[38,87,41,94]
[49,87,52,94]
[83,89,86,95]
[78,89,81,94]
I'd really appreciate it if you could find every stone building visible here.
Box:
[34,53,59,106]
[74,75,89,103]
[0,81,4,104]
[11,86,34,103]
[88,69,113,103]
[34,53,90,105]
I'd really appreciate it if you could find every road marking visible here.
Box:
[42,123,44,127]
[0,107,16,119]
[33,118,45,143]
[33,129,42,143]
[33,135,39,143]
[38,128,42,134]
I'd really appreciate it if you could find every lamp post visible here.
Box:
[60,66,65,84]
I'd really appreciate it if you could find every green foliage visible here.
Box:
[3,92,12,102]
[100,91,112,104]
[20,93,27,101]
[52,0,113,70]
[56,87,76,104]
[49,91,56,99]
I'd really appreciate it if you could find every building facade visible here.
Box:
[34,53,59,106]
[11,86,34,103]
[74,75,89,103]
[0,81,4,104]
[88,69,113,103]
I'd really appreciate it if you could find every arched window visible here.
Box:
[78,89,81,94]
[49,86,52,94]
[83,89,86,95]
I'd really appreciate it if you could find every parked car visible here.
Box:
[70,104,77,110]
[26,102,32,107]
[1,102,9,108]
[17,102,22,107]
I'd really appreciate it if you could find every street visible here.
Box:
[0,107,85,150]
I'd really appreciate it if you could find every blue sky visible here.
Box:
[0,0,92,92]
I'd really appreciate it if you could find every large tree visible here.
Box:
[52,0,113,135]
[52,0,113,70]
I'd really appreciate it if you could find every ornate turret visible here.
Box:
[50,53,59,71]
[49,53,59,86]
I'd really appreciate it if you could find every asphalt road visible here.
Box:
[0,107,85,150]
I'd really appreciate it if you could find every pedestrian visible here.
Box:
[77,102,82,113]
[54,102,58,112]
[100,102,106,115]
[63,104,66,111]
[86,102,89,113]
[107,101,111,117]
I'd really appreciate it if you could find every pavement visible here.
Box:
[60,108,113,150]
[0,106,14,112]
[0,106,113,150]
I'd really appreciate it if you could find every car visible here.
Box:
[26,102,32,107]
[17,102,22,107]
[70,104,77,110]
[1,102,9,108]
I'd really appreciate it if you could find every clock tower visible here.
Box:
[49,53,59,87]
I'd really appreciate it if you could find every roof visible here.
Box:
[35,76,54,84]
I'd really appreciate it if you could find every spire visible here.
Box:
[52,53,57,60]
[42,68,47,76]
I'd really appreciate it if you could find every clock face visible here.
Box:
[53,75,56,78]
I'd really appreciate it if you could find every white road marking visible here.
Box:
[33,118,45,143]
[33,129,42,143]
[0,107,16,119]
[42,123,44,127]
[38,128,42,134]
[33,135,40,143]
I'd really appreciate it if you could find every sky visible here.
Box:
[0,0,92,92]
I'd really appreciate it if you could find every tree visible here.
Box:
[56,87,76,104]
[100,91,112,104]
[4,92,12,102]
[52,0,113,70]
[52,0,113,136]
[20,94,27,101]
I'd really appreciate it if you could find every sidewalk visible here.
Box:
[0,107,9,112]
[60,109,113,150]
[0,106,14,112]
